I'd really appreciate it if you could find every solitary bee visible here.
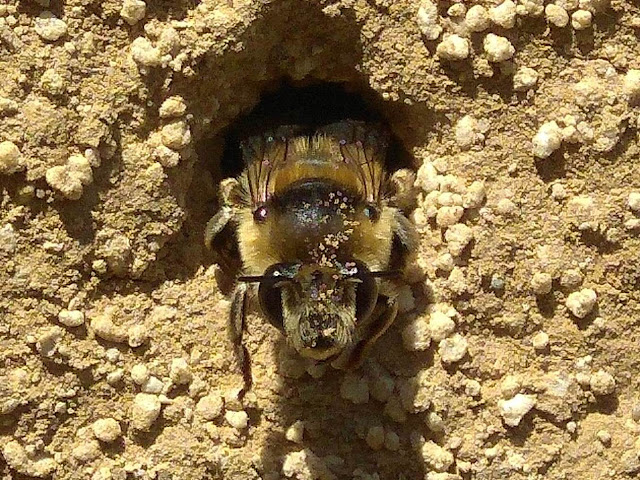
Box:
[205,120,418,385]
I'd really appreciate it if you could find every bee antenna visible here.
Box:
[238,274,295,283]
[239,271,400,283]
[238,275,269,283]
[367,270,401,278]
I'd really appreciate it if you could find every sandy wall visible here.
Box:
[1,0,640,479]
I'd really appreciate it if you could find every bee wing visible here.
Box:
[320,121,389,204]
[241,121,389,205]
[241,133,289,206]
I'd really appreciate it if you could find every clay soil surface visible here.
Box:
[2,0,640,479]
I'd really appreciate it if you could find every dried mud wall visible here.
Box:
[1,0,640,479]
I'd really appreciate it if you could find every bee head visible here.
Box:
[251,261,381,360]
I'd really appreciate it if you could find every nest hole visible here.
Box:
[160,1,425,286]
[215,81,415,178]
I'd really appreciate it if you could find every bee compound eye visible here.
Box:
[257,263,299,332]
[355,271,378,323]
[253,205,268,223]
[364,204,380,221]
[258,278,284,332]
[258,283,284,332]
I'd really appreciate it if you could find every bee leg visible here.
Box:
[229,282,252,396]
[204,206,233,250]
[394,210,418,253]
[331,296,399,370]
[388,210,419,272]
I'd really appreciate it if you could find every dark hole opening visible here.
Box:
[219,81,413,177]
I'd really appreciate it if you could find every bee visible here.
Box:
[205,120,418,386]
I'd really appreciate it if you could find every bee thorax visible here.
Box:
[271,180,360,263]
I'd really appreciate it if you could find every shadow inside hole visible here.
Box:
[218,81,415,178]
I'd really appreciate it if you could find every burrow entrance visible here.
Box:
[148,3,431,477]
[105,1,436,477]
[214,81,414,178]
[155,0,434,284]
